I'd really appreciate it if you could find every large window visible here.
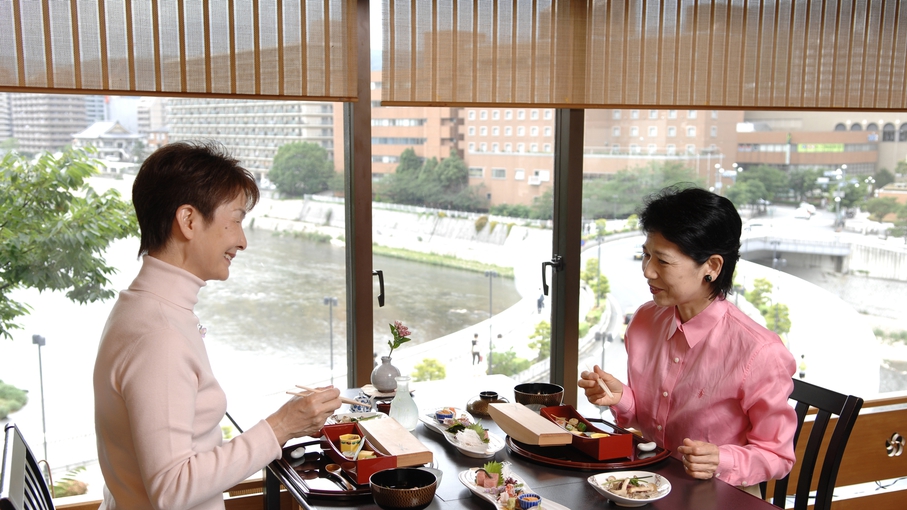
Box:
[577,109,903,416]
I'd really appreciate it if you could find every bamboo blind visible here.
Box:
[381,0,907,110]
[0,0,358,101]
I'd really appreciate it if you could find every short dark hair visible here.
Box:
[132,141,260,257]
[638,185,741,299]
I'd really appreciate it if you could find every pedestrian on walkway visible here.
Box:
[537,293,545,313]
[799,355,807,380]
[471,333,480,365]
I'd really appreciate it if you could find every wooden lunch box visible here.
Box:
[539,405,633,461]
[321,423,396,485]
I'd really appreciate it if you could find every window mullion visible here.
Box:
[550,108,584,406]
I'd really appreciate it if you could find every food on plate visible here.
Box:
[439,411,491,445]
[357,450,375,460]
[637,441,657,452]
[435,407,456,422]
[330,413,382,423]
[600,475,659,499]
[475,461,527,510]
[551,415,610,438]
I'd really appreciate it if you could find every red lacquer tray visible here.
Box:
[505,418,671,470]
[277,439,371,500]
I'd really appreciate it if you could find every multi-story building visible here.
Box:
[85,95,106,124]
[331,71,462,184]
[136,97,169,151]
[0,93,12,141]
[738,112,907,176]
[462,108,743,207]
[8,93,92,154]
[167,98,335,182]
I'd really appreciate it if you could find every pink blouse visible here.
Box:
[611,298,797,487]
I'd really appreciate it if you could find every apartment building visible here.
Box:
[8,93,93,154]
[167,98,334,182]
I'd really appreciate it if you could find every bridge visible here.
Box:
[740,234,852,272]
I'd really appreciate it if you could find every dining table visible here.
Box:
[250,374,780,510]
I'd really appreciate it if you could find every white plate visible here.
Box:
[418,409,504,458]
[587,470,671,507]
[325,412,387,425]
[458,464,570,510]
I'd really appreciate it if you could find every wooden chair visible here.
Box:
[0,423,55,510]
[762,379,864,510]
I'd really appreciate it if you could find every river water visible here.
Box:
[196,226,522,366]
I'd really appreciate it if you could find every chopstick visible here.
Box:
[586,364,615,399]
[290,385,372,409]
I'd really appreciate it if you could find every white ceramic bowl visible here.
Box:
[587,471,671,507]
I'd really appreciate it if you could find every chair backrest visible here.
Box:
[0,423,55,510]
[766,379,864,510]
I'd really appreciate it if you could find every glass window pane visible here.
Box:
[579,109,903,419]
[370,101,554,388]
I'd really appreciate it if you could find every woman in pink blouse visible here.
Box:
[94,142,342,510]
[579,186,797,493]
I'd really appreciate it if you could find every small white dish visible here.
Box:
[587,470,671,507]
[458,465,570,510]
[325,411,387,425]
[419,408,472,434]
[418,409,504,458]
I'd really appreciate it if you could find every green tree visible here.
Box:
[787,167,821,202]
[130,140,147,163]
[378,149,484,211]
[764,303,791,336]
[873,168,895,189]
[489,347,531,377]
[0,379,28,419]
[412,358,446,382]
[737,165,789,202]
[745,278,773,310]
[594,219,607,236]
[581,258,610,303]
[582,161,703,219]
[269,142,336,197]
[528,321,551,362]
[863,197,901,222]
[529,189,554,220]
[1,149,139,339]
[726,179,768,209]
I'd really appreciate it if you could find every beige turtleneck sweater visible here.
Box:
[94,255,281,510]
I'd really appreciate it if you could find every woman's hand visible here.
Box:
[676,438,720,480]
[266,386,342,445]
[577,365,622,406]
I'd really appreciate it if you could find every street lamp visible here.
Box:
[32,334,49,480]
[323,297,338,386]
[484,270,498,373]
